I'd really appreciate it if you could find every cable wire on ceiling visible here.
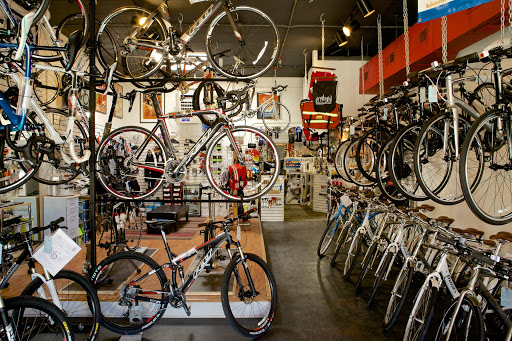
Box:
[276,0,298,74]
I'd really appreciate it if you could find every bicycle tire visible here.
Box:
[96,126,168,200]
[96,6,166,80]
[367,251,393,306]
[343,139,374,187]
[435,296,484,341]
[468,82,496,115]
[90,251,168,335]
[206,6,279,79]
[261,102,291,133]
[404,284,438,341]
[355,129,379,183]
[33,64,60,106]
[4,295,74,341]
[317,217,340,258]
[384,265,413,330]
[354,241,378,294]
[388,122,428,201]
[334,139,354,183]
[14,108,85,185]
[343,230,363,280]
[0,125,40,194]
[221,253,277,337]
[122,205,143,251]
[22,269,101,341]
[460,109,512,224]
[376,136,408,204]
[205,126,280,201]
[330,219,351,267]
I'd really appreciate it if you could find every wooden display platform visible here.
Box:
[1,217,267,318]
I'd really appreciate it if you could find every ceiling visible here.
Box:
[51,0,419,77]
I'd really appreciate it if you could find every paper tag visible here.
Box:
[419,87,426,103]
[33,229,81,276]
[43,236,53,253]
[428,85,438,103]
[340,195,352,208]
[349,125,355,136]
[501,287,512,308]
[383,108,388,121]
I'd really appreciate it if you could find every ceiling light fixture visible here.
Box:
[357,0,375,18]
[342,19,360,37]
[334,31,348,47]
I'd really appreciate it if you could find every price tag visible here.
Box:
[419,87,426,103]
[428,85,438,103]
[340,195,352,207]
[349,125,355,136]
[33,229,81,276]
[383,108,388,120]
[501,287,512,308]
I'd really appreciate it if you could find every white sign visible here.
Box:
[33,229,81,276]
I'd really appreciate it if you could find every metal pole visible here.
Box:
[88,0,97,272]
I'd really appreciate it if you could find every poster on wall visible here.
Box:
[96,85,106,114]
[257,93,280,119]
[417,0,493,23]
[140,93,164,123]
[114,84,123,119]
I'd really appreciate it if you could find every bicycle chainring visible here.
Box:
[164,160,187,183]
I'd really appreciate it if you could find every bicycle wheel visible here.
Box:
[261,102,290,133]
[22,269,101,341]
[376,137,408,204]
[221,253,277,337]
[317,217,341,258]
[0,0,50,31]
[14,109,85,185]
[334,139,353,183]
[205,126,280,201]
[0,129,39,194]
[389,123,428,201]
[367,251,393,306]
[330,219,352,267]
[4,295,74,341]
[384,265,413,330]
[435,297,484,341]
[343,139,374,187]
[414,113,482,205]
[356,130,380,182]
[343,230,363,280]
[96,126,167,200]
[206,6,279,79]
[460,110,512,224]
[33,65,59,106]
[97,7,166,80]
[355,241,378,294]
[90,251,168,335]
[404,284,438,341]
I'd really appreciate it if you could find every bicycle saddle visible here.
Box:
[145,220,176,228]
[65,30,83,71]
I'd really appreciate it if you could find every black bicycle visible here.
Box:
[90,208,277,338]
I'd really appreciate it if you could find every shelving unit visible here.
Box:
[260,175,284,221]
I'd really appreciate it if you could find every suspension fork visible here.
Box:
[0,296,14,341]
[233,241,257,294]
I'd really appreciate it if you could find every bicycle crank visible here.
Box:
[164,160,187,183]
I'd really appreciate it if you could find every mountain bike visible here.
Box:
[90,208,277,338]
[0,218,101,340]
[96,89,280,201]
[96,0,280,81]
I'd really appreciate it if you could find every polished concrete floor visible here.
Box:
[97,205,413,340]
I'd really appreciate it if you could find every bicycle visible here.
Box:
[90,208,277,338]
[96,0,280,81]
[96,89,280,201]
[0,217,101,340]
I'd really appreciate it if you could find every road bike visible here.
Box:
[96,89,280,201]
[96,0,280,81]
[90,208,277,338]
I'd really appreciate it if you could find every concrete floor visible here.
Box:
[98,205,412,340]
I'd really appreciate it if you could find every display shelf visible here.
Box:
[312,174,329,213]
[260,175,284,221]
[0,201,32,233]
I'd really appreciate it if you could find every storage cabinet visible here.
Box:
[43,195,80,239]
[184,184,201,217]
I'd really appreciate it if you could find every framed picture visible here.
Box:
[141,93,164,123]
[257,93,280,119]
[113,84,123,119]
[96,84,107,114]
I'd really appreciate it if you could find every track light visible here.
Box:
[342,19,360,37]
[357,0,375,18]
[335,31,348,47]
[131,16,147,26]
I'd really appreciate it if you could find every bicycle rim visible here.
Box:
[261,102,290,133]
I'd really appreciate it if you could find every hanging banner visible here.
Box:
[418,0,493,23]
